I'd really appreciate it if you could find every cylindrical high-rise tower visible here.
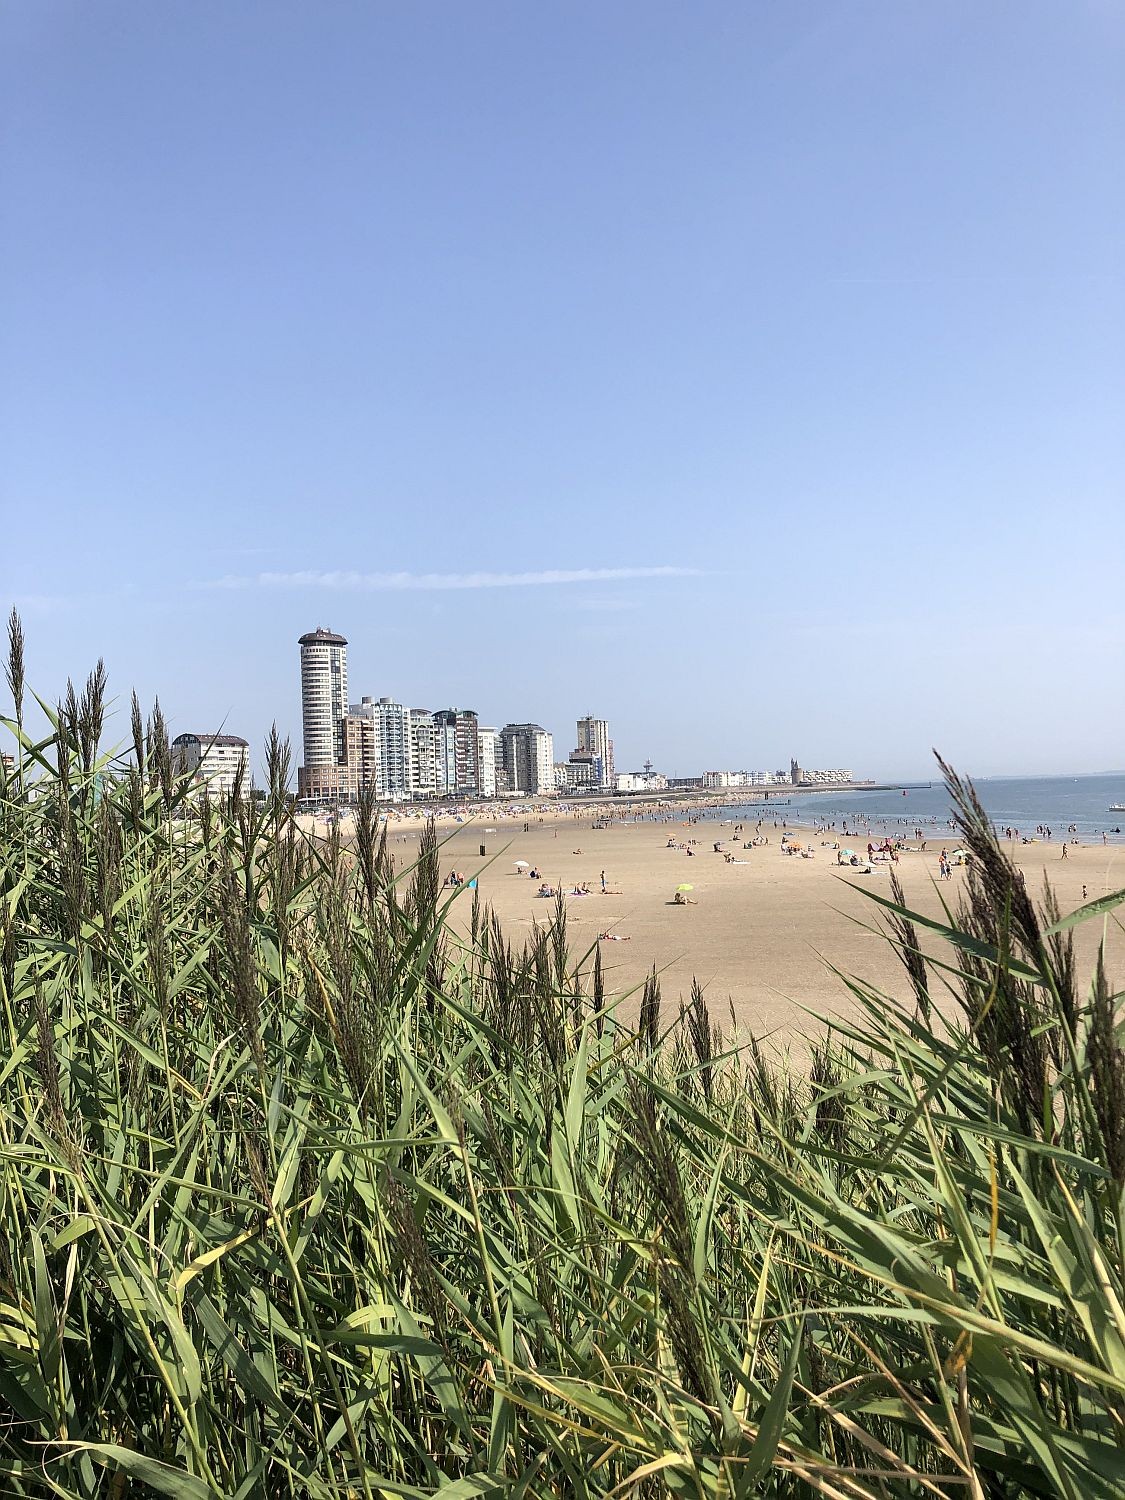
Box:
[299,628,349,770]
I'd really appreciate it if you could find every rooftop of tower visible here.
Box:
[172,733,249,748]
[298,627,348,646]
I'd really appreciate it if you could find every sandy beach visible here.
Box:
[306,800,1125,1046]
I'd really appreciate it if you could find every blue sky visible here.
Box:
[3,1,1123,778]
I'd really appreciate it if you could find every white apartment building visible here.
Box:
[348,697,413,801]
[535,730,555,796]
[432,709,480,797]
[615,769,668,793]
[703,769,787,788]
[554,760,596,792]
[410,710,437,799]
[172,733,250,801]
[574,716,614,789]
[499,723,555,796]
[477,726,499,798]
[703,770,740,789]
[299,628,349,771]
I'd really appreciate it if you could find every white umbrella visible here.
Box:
[514,860,530,869]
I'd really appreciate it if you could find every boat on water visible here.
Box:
[1111,805,1125,812]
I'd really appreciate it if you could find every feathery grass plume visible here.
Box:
[484,910,520,1054]
[409,817,445,999]
[258,726,302,962]
[1087,948,1125,1186]
[1041,877,1079,1044]
[198,773,214,850]
[218,858,266,1073]
[5,606,25,728]
[686,976,714,1105]
[592,941,606,1037]
[809,1040,845,1153]
[4,610,26,814]
[78,658,107,775]
[321,858,387,1121]
[384,1175,451,1351]
[531,923,565,1073]
[639,964,661,1053]
[130,686,145,772]
[61,675,80,755]
[92,792,124,944]
[886,868,931,1022]
[352,779,383,914]
[469,881,481,946]
[230,744,250,823]
[33,983,64,1133]
[938,751,1047,963]
[147,697,173,806]
[409,815,442,921]
[937,754,1052,1132]
[626,1075,715,1411]
[551,886,569,997]
[264,721,291,810]
[51,708,88,940]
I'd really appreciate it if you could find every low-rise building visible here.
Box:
[703,770,740,788]
[298,762,362,804]
[172,733,250,801]
[554,760,596,792]
[615,769,668,794]
[703,769,789,788]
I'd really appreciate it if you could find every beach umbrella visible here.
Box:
[514,860,530,869]
[677,883,694,891]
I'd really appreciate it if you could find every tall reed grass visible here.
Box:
[2,615,1124,1497]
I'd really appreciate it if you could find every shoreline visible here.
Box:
[298,783,1125,846]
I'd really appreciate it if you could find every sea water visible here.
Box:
[695,774,1125,842]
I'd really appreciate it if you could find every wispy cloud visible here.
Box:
[568,596,643,613]
[201,566,701,593]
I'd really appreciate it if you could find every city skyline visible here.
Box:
[2,4,1122,778]
[294,625,560,801]
[289,623,869,802]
